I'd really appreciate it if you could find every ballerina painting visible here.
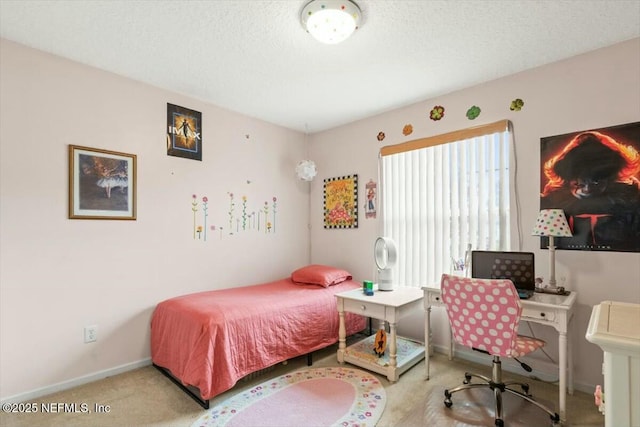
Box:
[69,145,137,220]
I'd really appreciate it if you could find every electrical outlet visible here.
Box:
[84,325,97,343]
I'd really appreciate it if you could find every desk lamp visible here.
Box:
[532,209,572,293]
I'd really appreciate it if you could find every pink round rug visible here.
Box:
[191,367,386,427]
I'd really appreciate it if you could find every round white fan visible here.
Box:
[374,237,398,291]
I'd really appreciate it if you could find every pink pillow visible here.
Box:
[291,264,352,287]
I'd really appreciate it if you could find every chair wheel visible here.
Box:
[444,389,452,407]
[463,373,472,384]
[522,384,530,395]
[495,419,504,427]
[551,413,560,424]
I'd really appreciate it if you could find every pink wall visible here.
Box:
[1,37,639,401]
[308,38,640,391]
[0,39,312,400]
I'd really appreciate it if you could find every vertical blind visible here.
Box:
[380,120,512,288]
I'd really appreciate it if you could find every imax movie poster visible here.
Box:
[166,103,202,161]
[539,122,640,252]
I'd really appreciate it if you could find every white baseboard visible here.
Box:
[0,358,152,404]
[432,344,595,395]
[2,347,597,404]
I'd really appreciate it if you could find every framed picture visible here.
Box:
[69,145,137,220]
[539,121,640,252]
[166,103,202,161]
[324,174,358,229]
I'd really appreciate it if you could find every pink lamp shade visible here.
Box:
[531,209,572,237]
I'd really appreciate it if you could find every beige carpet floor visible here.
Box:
[1,342,603,427]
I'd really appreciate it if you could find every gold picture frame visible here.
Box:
[68,145,137,220]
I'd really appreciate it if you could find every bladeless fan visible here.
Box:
[374,237,398,291]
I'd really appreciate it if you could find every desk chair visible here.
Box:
[440,274,560,427]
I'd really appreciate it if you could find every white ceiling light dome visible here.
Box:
[301,0,362,45]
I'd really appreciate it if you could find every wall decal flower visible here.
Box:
[402,124,413,136]
[202,196,209,241]
[228,192,235,234]
[189,191,278,240]
[466,105,481,120]
[429,105,445,121]
[263,201,269,233]
[241,196,248,230]
[272,197,277,233]
[510,98,524,111]
[191,194,198,239]
[211,225,224,240]
[377,132,386,141]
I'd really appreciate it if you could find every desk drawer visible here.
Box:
[428,293,444,305]
[522,307,556,322]
[343,299,386,319]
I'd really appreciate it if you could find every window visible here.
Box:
[380,120,513,288]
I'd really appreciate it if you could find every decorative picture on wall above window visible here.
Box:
[324,174,358,229]
[68,145,137,220]
[539,121,640,252]
[166,103,202,161]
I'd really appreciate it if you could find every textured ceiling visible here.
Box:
[1,0,639,133]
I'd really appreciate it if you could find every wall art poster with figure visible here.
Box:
[539,121,640,252]
[69,145,137,220]
[166,103,202,161]
[324,175,358,229]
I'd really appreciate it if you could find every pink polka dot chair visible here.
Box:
[440,273,560,427]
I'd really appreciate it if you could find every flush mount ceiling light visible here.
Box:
[301,0,362,45]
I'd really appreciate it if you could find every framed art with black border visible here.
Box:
[166,103,202,161]
[324,174,358,229]
[69,145,137,220]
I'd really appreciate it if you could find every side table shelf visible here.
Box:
[336,286,425,382]
[343,335,424,380]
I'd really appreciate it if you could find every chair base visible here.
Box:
[443,356,560,427]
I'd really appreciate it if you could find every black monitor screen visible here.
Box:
[471,251,535,291]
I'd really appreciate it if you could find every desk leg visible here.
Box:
[559,331,567,421]
[568,321,574,395]
[425,306,431,380]
[337,308,346,363]
[388,321,398,382]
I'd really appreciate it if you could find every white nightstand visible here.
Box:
[335,287,424,382]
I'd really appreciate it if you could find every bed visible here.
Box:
[150,265,367,408]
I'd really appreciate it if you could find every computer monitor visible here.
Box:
[471,251,535,294]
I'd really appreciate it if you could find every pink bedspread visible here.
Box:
[151,278,365,400]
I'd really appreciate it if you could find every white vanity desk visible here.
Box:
[423,286,577,421]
